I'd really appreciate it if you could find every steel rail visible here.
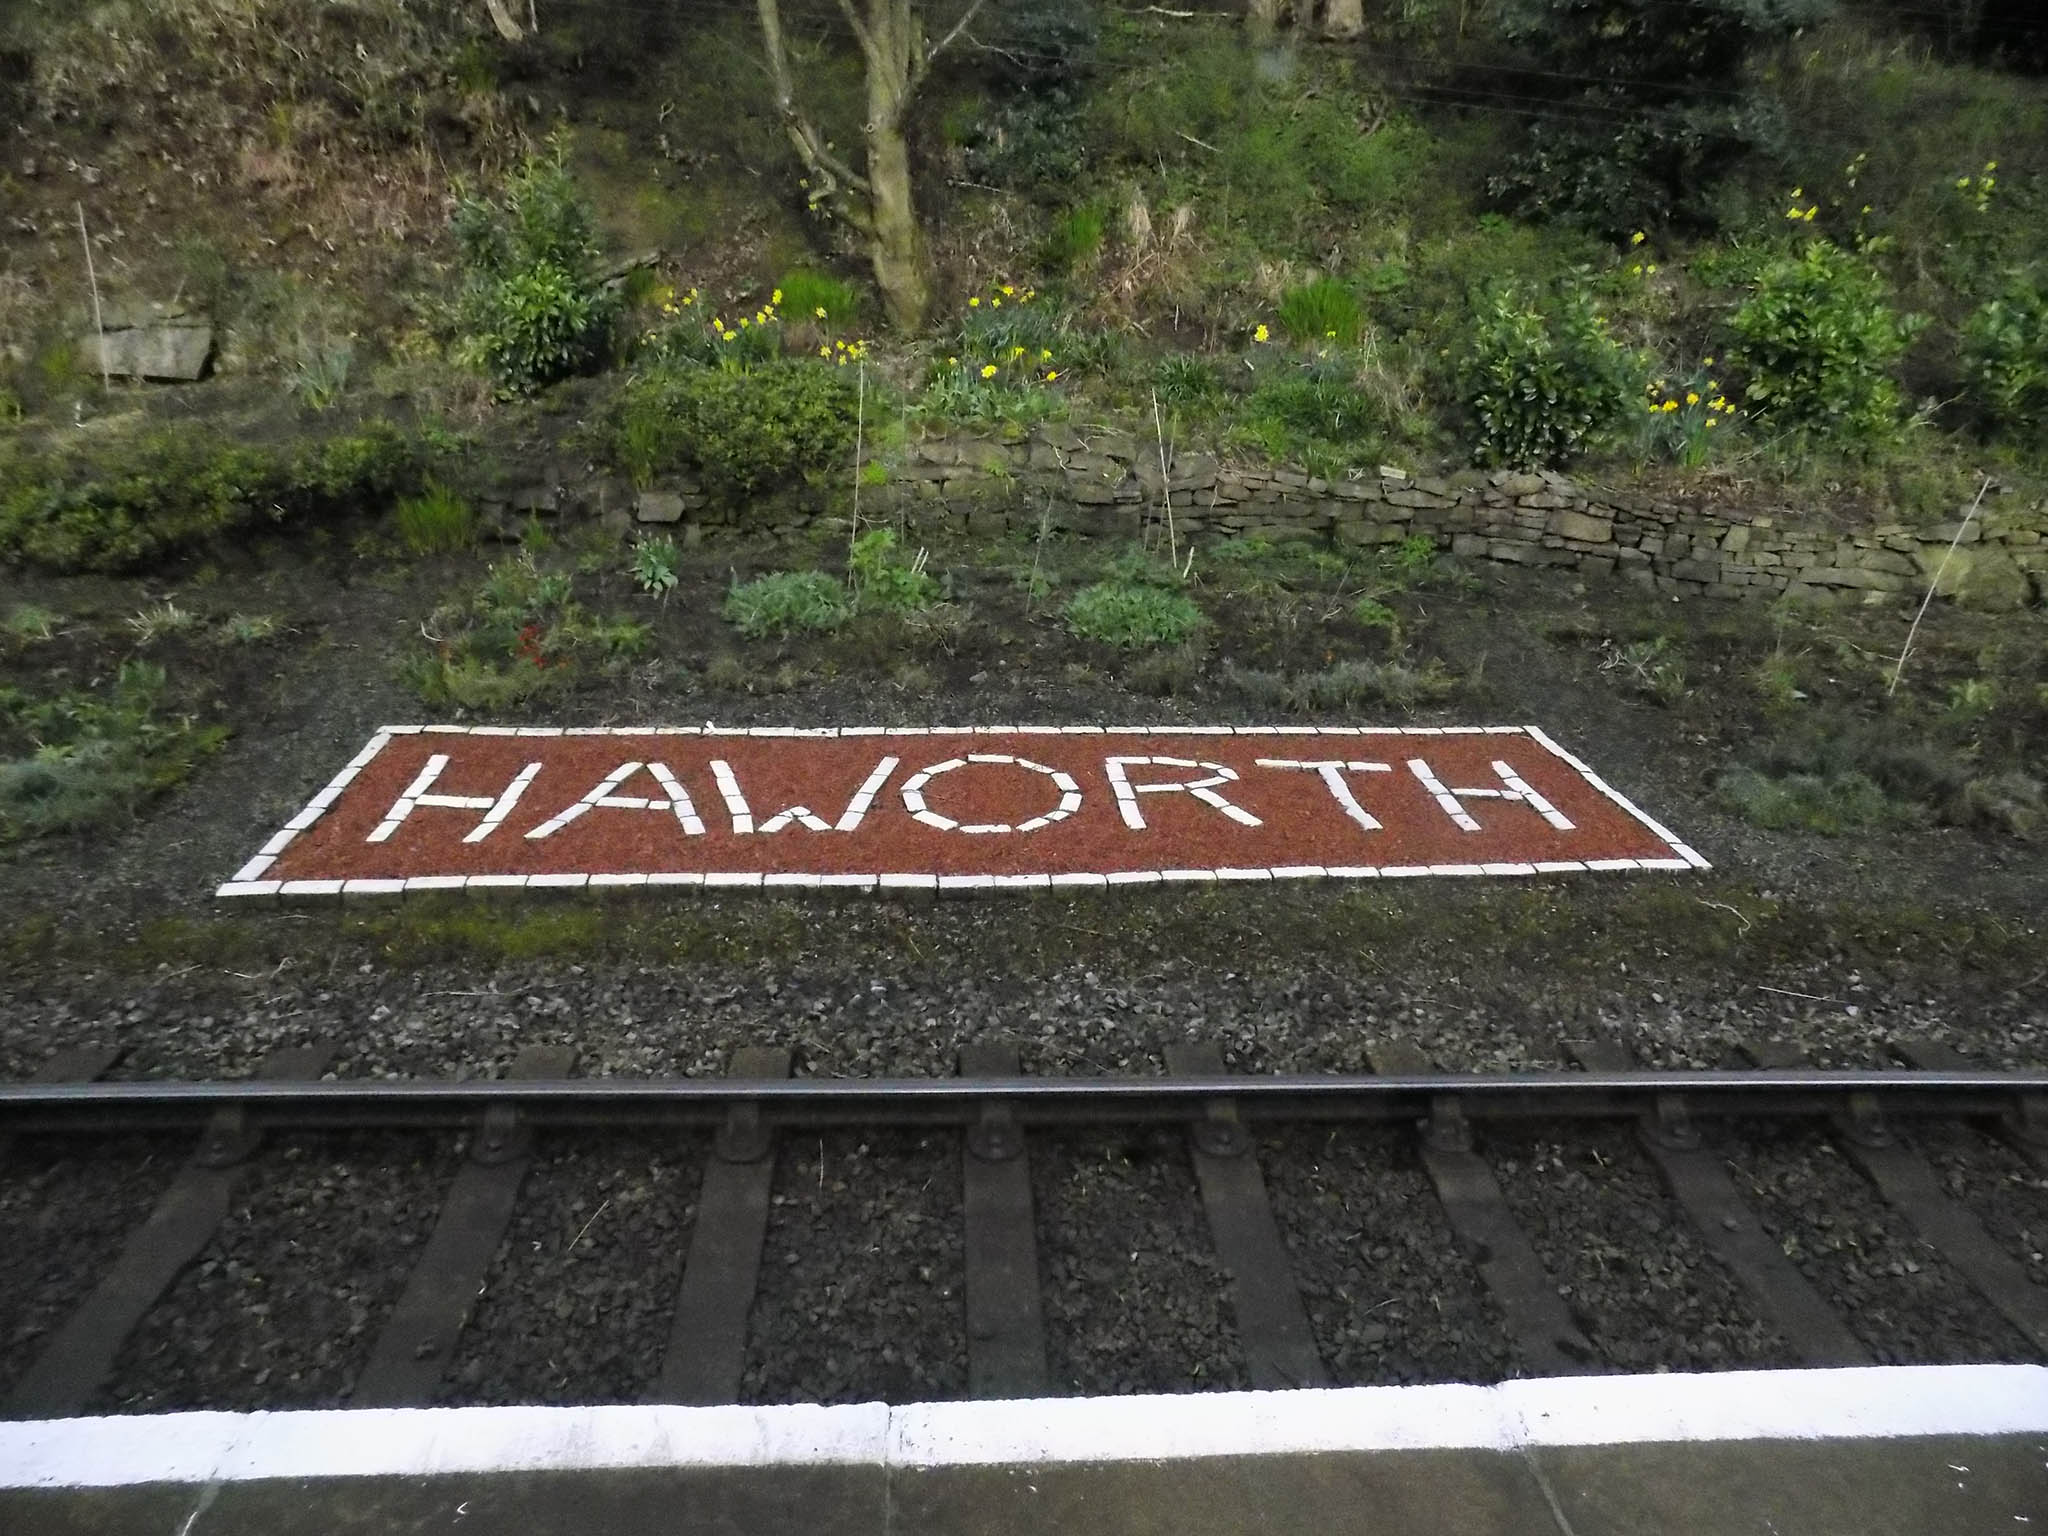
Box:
[1,1068,2043,1135]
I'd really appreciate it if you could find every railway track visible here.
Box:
[2,1039,2045,1417]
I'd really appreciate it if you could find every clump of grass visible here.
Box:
[776,269,861,326]
[723,570,852,638]
[1065,580,1204,649]
[4,604,61,642]
[125,601,196,645]
[1599,636,1687,706]
[0,661,227,842]
[1042,205,1105,275]
[1713,767,1911,835]
[1220,658,1456,713]
[404,555,648,711]
[1153,354,1223,413]
[1276,277,1364,347]
[217,613,282,646]
[395,483,477,555]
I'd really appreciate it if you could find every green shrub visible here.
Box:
[724,570,852,638]
[1727,241,1912,447]
[453,145,618,395]
[0,661,227,842]
[0,422,427,573]
[1457,282,1640,469]
[1962,275,2048,441]
[1065,580,1203,648]
[1276,278,1364,348]
[613,362,859,503]
[849,528,938,613]
[395,483,476,554]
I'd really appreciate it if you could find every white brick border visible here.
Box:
[216,724,1708,900]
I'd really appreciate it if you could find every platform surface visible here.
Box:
[5,1366,2044,1535]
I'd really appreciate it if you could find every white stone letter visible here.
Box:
[711,756,900,835]
[1406,758,1574,833]
[525,761,707,840]
[900,754,1083,833]
[1255,759,1393,831]
[1103,756,1262,831]
[368,754,542,844]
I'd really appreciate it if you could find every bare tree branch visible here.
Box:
[482,0,525,42]
[925,0,991,68]
[833,0,878,61]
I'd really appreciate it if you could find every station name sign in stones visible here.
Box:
[218,725,1708,899]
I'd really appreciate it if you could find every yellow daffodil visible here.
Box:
[771,289,782,304]
[999,284,1014,296]
[1686,392,1700,406]
[1801,208,1816,222]
[991,298,1001,307]
[1662,400,1679,413]
[980,364,997,379]
[1705,418,1717,429]
[1045,370,1059,382]
[1630,231,1646,245]
[1040,348,1052,361]
[819,345,831,357]
[969,297,980,308]
[1011,346,1026,358]
[1253,323,1270,343]
[814,306,828,319]
[947,356,958,366]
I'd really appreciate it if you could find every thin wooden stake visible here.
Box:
[1151,388,1178,572]
[1888,472,1991,697]
[77,202,109,391]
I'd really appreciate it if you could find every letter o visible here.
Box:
[900,754,1083,834]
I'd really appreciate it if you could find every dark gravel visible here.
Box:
[741,1130,965,1405]
[97,1132,457,1412]
[1261,1126,1511,1385]
[1487,1125,1790,1372]
[1035,1130,1245,1395]
[0,1136,181,1397]
[443,1131,705,1405]
[1725,1124,2036,1364]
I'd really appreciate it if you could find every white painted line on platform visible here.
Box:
[4,1367,2044,1490]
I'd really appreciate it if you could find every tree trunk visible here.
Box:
[1321,0,1363,39]
[859,0,929,330]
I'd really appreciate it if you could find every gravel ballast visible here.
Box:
[96,1132,456,1412]
[1261,1126,1511,1385]
[1725,1124,2034,1365]
[741,1129,966,1405]
[1035,1131,1246,1396]
[443,1131,705,1405]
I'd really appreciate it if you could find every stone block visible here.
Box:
[635,490,684,524]
[1548,508,1613,543]
[1451,533,1487,558]
[86,305,214,381]
[1858,548,1918,577]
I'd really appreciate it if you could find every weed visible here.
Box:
[218,613,283,646]
[723,570,852,638]
[1946,677,1997,721]
[1714,767,1909,834]
[613,362,859,504]
[4,604,61,642]
[1219,657,1457,713]
[1351,597,1398,631]
[631,535,681,598]
[287,338,354,411]
[125,602,197,646]
[1065,581,1204,648]
[0,661,227,842]
[1599,636,1688,705]
[1153,354,1223,413]
[849,528,939,614]
[395,483,477,555]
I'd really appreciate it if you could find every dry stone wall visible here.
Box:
[622,426,2046,612]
